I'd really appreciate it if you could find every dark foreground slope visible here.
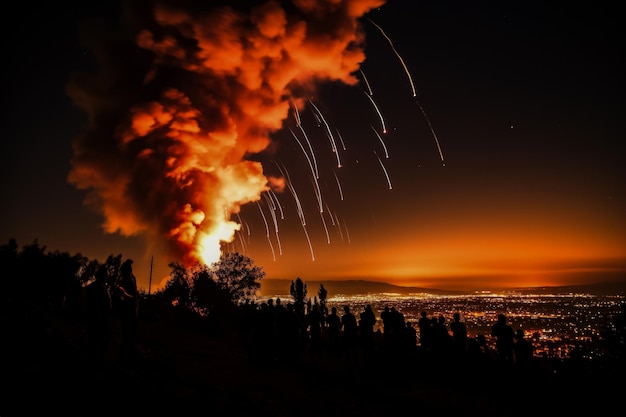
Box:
[3,307,623,417]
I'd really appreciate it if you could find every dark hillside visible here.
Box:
[3,307,622,416]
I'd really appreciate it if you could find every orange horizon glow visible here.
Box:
[146,219,625,293]
[219,192,625,292]
[147,257,625,294]
[142,166,626,292]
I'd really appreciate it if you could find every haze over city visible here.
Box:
[2,0,624,292]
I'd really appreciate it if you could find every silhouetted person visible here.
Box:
[251,302,276,365]
[429,316,438,350]
[307,303,323,355]
[326,306,341,356]
[450,312,468,354]
[273,297,287,342]
[418,311,432,349]
[404,321,417,352]
[341,305,358,361]
[284,302,304,357]
[491,314,515,364]
[466,337,483,363]
[513,328,533,367]
[431,315,452,355]
[116,259,140,364]
[380,306,392,340]
[359,304,376,355]
[387,307,406,349]
[390,307,405,333]
[85,265,112,365]
[466,335,494,375]
[476,334,494,359]
[274,297,286,317]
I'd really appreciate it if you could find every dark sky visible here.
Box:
[1,0,624,291]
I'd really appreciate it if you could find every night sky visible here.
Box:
[2,0,624,292]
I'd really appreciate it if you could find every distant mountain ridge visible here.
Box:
[259,279,626,297]
[509,281,626,296]
[259,279,460,297]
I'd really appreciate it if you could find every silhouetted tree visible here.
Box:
[103,254,123,278]
[161,262,193,310]
[0,238,19,289]
[0,238,111,315]
[159,252,264,317]
[290,277,307,316]
[318,284,328,316]
[18,239,48,304]
[210,252,265,304]
[192,267,232,316]
[47,250,89,313]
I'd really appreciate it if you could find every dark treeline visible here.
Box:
[2,238,625,415]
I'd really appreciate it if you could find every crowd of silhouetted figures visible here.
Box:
[1,238,623,386]
[3,283,625,382]
[2,240,624,415]
[232,297,626,380]
[2,281,626,417]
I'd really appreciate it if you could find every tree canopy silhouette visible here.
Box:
[156,252,265,317]
[290,277,308,315]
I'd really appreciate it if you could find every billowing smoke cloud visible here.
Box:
[66,0,386,267]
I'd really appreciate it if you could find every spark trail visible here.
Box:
[367,17,445,165]
[268,189,285,220]
[414,98,445,165]
[359,68,374,95]
[333,170,345,201]
[263,192,282,256]
[363,90,387,134]
[291,100,319,178]
[308,99,342,168]
[288,127,323,212]
[370,124,389,158]
[257,202,276,261]
[375,151,393,190]
[366,18,416,97]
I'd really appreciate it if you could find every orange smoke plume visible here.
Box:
[66,0,386,267]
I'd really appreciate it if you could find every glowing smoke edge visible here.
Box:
[65,0,389,270]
